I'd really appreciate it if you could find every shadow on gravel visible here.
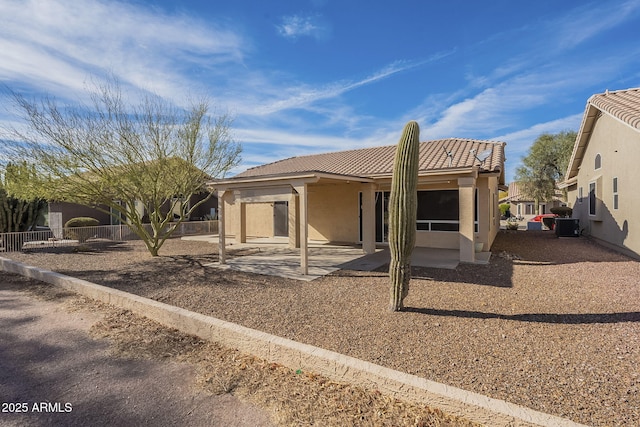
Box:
[21,240,134,255]
[403,307,640,324]
[162,253,218,268]
[405,230,639,290]
[493,230,636,265]
[410,258,514,288]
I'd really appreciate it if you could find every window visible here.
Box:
[415,189,478,232]
[578,187,583,203]
[110,200,125,225]
[493,194,496,221]
[589,182,596,216]
[613,177,618,210]
[595,153,602,170]
[416,190,459,231]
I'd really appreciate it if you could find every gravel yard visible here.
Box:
[5,230,640,426]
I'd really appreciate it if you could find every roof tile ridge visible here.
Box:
[431,137,507,144]
[603,87,640,95]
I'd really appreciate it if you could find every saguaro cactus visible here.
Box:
[388,121,420,312]
[0,188,46,233]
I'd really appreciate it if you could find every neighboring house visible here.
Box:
[210,138,506,273]
[47,157,218,227]
[48,193,218,227]
[561,87,640,259]
[500,182,565,218]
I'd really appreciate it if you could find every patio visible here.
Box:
[182,235,490,281]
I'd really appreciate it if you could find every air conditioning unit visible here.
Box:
[555,218,580,237]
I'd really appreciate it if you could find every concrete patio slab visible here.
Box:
[186,235,490,280]
[204,246,370,281]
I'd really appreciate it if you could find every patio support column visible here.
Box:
[293,183,309,275]
[217,190,227,264]
[288,192,300,249]
[237,202,247,243]
[477,179,490,251]
[361,183,376,254]
[458,177,476,263]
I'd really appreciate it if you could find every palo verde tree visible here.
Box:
[388,121,420,312]
[2,79,241,256]
[514,131,576,214]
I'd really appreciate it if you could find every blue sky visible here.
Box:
[1,0,640,182]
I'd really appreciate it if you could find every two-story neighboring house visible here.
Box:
[562,87,640,259]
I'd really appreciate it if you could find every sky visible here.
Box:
[1,0,640,182]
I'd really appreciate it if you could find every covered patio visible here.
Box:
[212,172,379,277]
[183,235,488,281]
[208,138,504,279]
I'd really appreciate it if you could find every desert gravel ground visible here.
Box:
[5,230,640,426]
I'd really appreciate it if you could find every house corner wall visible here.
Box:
[569,113,640,258]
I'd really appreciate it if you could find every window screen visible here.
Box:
[416,190,459,220]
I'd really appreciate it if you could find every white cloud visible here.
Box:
[247,55,453,117]
[420,85,546,141]
[236,127,374,151]
[0,0,246,101]
[552,0,640,50]
[276,14,330,40]
[248,66,403,115]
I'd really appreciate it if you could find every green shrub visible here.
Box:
[499,203,511,216]
[550,206,572,217]
[64,217,99,243]
[506,218,519,230]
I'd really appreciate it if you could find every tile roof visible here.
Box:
[502,182,563,203]
[589,87,640,130]
[565,87,640,181]
[235,138,505,179]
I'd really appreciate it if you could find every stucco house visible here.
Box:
[48,193,218,227]
[210,138,506,274]
[500,182,565,218]
[561,87,640,259]
[47,158,218,228]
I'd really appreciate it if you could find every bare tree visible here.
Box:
[1,80,241,256]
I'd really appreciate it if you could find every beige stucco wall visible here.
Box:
[307,182,361,243]
[224,197,274,238]
[567,113,640,258]
[480,175,501,250]
[221,173,503,253]
[222,183,364,243]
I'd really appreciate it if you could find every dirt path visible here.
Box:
[0,285,273,427]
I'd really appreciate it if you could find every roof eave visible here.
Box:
[208,170,375,190]
[366,166,489,180]
[558,176,577,189]
[565,103,599,180]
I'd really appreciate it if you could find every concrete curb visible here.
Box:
[1,257,588,427]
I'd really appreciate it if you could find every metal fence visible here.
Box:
[0,220,219,253]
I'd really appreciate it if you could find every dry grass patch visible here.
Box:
[89,307,476,427]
